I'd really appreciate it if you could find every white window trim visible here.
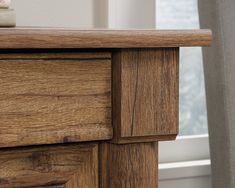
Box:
[159,159,211,180]
[159,135,211,180]
[159,135,210,163]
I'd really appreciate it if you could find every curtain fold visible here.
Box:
[198,0,235,187]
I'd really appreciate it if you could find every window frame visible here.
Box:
[159,135,211,180]
[159,135,210,163]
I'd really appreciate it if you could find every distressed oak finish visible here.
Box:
[112,48,179,143]
[0,28,212,188]
[0,52,112,148]
[0,143,98,188]
[99,142,158,188]
[0,28,212,49]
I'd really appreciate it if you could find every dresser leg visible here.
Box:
[99,142,158,188]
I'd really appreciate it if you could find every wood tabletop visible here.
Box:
[0,28,212,49]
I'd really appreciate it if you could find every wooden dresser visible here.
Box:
[0,28,211,188]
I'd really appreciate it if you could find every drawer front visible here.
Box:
[0,143,98,188]
[0,52,112,148]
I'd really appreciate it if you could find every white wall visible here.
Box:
[108,0,155,29]
[11,0,95,27]
[10,0,156,29]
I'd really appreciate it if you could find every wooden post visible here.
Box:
[99,48,179,187]
[99,142,158,188]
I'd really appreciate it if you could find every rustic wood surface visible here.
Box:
[0,52,111,59]
[0,52,112,148]
[0,27,213,188]
[112,48,179,143]
[99,142,158,188]
[0,143,98,188]
[0,28,212,49]
[113,135,177,144]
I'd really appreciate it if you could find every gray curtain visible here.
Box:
[198,0,235,187]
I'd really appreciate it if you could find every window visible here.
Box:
[156,0,208,136]
[156,1,211,184]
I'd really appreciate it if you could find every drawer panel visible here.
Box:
[0,143,98,188]
[0,52,112,147]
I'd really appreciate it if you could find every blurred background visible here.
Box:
[10,0,211,187]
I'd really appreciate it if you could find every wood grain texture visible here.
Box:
[0,28,212,49]
[0,52,111,59]
[113,135,177,144]
[99,142,158,188]
[112,48,179,143]
[0,143,98,188]
[0,52,112,148]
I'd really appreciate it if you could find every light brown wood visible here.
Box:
[0,28,212,49]
[0,51,111,59]
[99,142,158,188]
[112,48,179,143]
[0,143,98,188]
[0,52,112,148]
[113,135,177,144]
[0,28,212,188]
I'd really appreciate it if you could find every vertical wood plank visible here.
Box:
[112,48,179,143]
[99,142,158,188]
